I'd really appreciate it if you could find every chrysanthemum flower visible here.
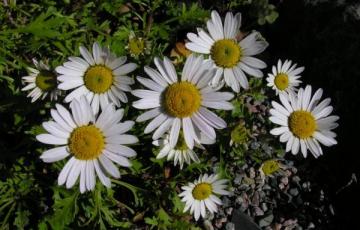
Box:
[56,42,137,114]
[269,85,339,158]
[126,31,151,57]
[21,59,59,103]
[132,54,234,149]
[36,97,138,193]
[153,132,214,169]
[266,59,304,95]
[185,11,268,92]
[179,174,230,220]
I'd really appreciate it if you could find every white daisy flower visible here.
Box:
[185,10,268,93]
[266,59,304,95]
[269,85,339,158]
[21,59,60,103]
[179,174,230,220]
[132,54,234,150]
[153,132,215,169]
[36,96,138,193]
[56,42,137,114]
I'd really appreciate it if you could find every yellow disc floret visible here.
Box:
[35,70,57,91]
[192,183,212,200]
[163,82,201,118]
[68,125,105,160]
[84,65,113,93]
[288,110,317,139]
[128,37,145,56]
[274,73,289,91]
[211,39,242,68]
[261,160,280,176]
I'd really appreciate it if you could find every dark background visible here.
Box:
[264,0,360,228]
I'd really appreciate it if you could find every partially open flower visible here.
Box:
[126,31,151,58]
[21,59,60,103]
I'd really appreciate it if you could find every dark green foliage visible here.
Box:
[0,0,279,229]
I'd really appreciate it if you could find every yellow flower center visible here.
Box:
[231,123,249,144]
[128,37,145,56]
[274,73,289,91]
[288,111,317,139]
[192,183,212,200]
[84,65,113,93]
[174,132,188,151]
[211,39,242,68]
[163,82,201,118]
[35,70,57,91]
[68,125,105,160]
[261,160,280,176]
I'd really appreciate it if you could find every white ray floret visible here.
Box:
[36,96,138,193]
[21,59,60,103]
[266,59,304,95]
[269,85,339,158]
[132,54,234,150]
[185,10,268,93]
[56,42,137,114]
[179,174,230,220]
[153,132,215,169]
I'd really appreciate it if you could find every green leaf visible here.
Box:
[48,189,80,229]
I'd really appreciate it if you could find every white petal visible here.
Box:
[202,100,233,110]
[42,121,69,139]
[106,144,137,157]
[241,57,266,69]
[99,155,120,178]
[104,150,131,167]
[163,57,178,83]
[66,160,82,188]
[86,160,96,191]
[185,42,210,54]
[239,62,263,78]
[233,67,249,89]
[270,127,289,136]
[144,114,168,134]
[93,159,111,187]
[36,134,67,145]
[64,86,88,103]
[224,68,240,93]
[92,42,104,65]
[79,161,86,193]
[313,131,337,146]
[136,77,165,92]
[144,66,168,87]
[106,134,138,145]
[79,46,95,65]
[169,118,181,147]
[291,138,300,155]
[58,157,76,185]
[40,146,69,163]
[198,108,226,129]
[108,57,127,70]
[113,63,137,75]
[103,121,135,136]
[132,98,160,110]
[154,57,174,84]
[132,89,161,99]
[58,79,84,90]
[152,118,173,140]
[192,113,216,140]
[182,117,195,149]
[136,108,161,122]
